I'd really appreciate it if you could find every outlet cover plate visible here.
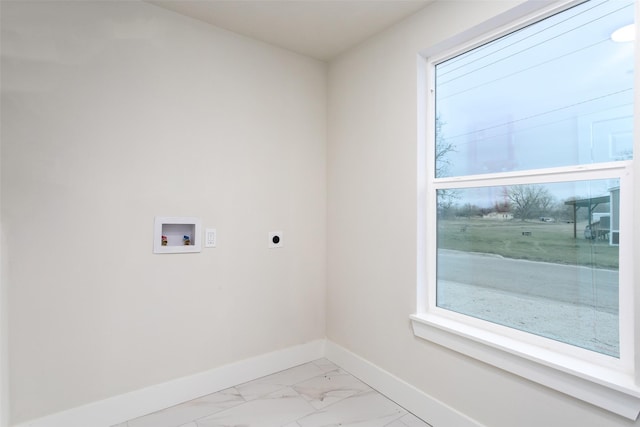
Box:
[205,228,217,248]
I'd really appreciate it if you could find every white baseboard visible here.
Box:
[324,340,484,427]
[14,339,326,427]
[14,339,480,427]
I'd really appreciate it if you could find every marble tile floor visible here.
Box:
[112,358,432,427]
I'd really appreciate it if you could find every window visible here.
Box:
[412,0,639,419]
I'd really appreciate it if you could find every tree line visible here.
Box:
[438,184,606,222]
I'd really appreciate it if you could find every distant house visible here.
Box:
[482,211,514,220]
[564,187,620,246]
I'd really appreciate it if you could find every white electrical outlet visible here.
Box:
[268,231,283,248]
[205,228,217,248]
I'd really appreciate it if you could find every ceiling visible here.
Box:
[147,0,433,61]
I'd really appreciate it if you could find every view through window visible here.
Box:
[433,0,634,358]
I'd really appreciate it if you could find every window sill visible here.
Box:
[410,313,640,420]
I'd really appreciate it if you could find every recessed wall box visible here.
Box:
[154,216,201,254]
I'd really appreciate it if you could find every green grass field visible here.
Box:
[438,218,619,269]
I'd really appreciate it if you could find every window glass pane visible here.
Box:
[434,0,635,178]
[436,179,620,357]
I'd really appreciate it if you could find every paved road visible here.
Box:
[437,249,619,314]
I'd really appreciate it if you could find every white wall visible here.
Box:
[0,1,326,424]
[1,105,8,427]
[326,1,639,426]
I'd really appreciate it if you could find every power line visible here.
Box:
[438,0,612,74]
[437,1,633,86]
[437,37,611,102]
[440,102,633,155]
[442,89,633,141]
[441,101,633,149]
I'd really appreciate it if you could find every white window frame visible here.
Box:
[412,0,640,419]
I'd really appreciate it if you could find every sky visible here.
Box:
[434,0,635,199]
